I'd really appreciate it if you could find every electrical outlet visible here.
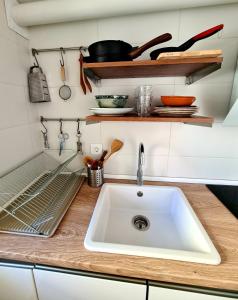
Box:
[90,144,103,155]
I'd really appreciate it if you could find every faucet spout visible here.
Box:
[137,143,144,186]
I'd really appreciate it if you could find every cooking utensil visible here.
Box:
[157,49,222,60]
[59,48,72,101]
[104,139,124,162]
[40,117,50,149]
[58,119,69,156]
[83,156,95,168]
[28,49,51,103]
[98,150,108,168]
[161,96,196,106]
[76,119,83,154]
[150,24,224,60]
[79,51,92,95]
[84,33,172,62]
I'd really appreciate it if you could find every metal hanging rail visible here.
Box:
[40,116,98,125]
[32,47,87,55]
[40,116,86,122]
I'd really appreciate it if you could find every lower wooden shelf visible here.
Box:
[86,114,214,126]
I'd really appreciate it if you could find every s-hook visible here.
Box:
[32,48,40,67]
[76,118,83,154]
[60,47,65,67]
[40,117,50,149]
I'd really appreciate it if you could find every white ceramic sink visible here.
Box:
[84,183,221,265]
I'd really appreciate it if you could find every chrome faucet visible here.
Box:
[137,143,144,186]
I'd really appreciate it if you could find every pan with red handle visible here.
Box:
[150,24,224,60]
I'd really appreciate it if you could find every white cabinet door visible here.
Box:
[149,286,235,300]
[0,265,38,300]
[34,269,146,300]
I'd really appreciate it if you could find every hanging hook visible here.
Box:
[40,117,50,149]
[76,118,81,135]
[32,48,39,67]
[59,118,63,134]
[60,47,65,67]
[40,117,47,134]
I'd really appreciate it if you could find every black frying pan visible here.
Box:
[84,33,172,62]
[150,24,224,60]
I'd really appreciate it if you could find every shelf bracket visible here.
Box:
[85,120,100,125]
[183,122,213,127]
[84,69,101,86]
[186,63,222,85]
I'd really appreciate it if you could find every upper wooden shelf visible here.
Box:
[83,57,223,85]
[86,114,214,126]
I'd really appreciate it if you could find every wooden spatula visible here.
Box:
[104,139,124,162]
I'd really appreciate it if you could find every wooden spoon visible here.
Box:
[104,139,123,162]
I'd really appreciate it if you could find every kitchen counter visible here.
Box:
[0,179,238,291]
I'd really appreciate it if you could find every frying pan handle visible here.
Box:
[129,33,172,59]
[192,24,224,41]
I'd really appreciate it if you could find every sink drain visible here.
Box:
[132,215,150,231]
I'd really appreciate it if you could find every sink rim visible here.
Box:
[84,183,221,265]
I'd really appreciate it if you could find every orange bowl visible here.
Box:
[161,96,196,106]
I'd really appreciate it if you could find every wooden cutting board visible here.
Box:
[157,49,222,60]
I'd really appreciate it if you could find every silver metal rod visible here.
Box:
[41,116,86,122]
[32,46,87,55]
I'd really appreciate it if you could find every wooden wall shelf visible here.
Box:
[86,114,214,126]
[83,57,223,85]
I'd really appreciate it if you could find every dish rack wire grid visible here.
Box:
[0,150,84,237]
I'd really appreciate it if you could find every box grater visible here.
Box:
[28,66,51,103]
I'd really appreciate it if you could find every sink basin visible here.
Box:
[84,183,221,265]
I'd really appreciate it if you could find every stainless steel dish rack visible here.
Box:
[0,150,84,237]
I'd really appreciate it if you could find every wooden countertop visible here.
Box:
[0,179,238,291]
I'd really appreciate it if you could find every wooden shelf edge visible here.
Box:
[83,57,223,69]
[86,114,214,125]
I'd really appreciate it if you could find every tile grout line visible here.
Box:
[165,122,173,177]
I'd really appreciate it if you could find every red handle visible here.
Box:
[192,24,224,41]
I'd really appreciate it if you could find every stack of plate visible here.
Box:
[153,106,198,117]
[90,107,134,116]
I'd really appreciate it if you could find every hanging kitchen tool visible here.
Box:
[40,117,50,149]
[79,50,92,95]
[83,33,172,62]
[76,119,83,154]
[150,24,224,60]
[28,49,51,103]
[58,119,69,156]
[59,48,72,101]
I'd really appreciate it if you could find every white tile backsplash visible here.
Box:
[0,0,40,175]
[0,124,39,176]
[101,122,171,156]
[180,4,238,40]
[17,2,238,181]
[170,123,238,158]
[168,156,238,180]
[104,154,168,177]
[174,83,232,121]
[98,11,180,43]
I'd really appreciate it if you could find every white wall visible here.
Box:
[0,0,40,175]
[29,3,238,181]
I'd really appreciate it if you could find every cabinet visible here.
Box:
[149,286,237,300]
[34,267,146,300]
[0,263,38,300]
